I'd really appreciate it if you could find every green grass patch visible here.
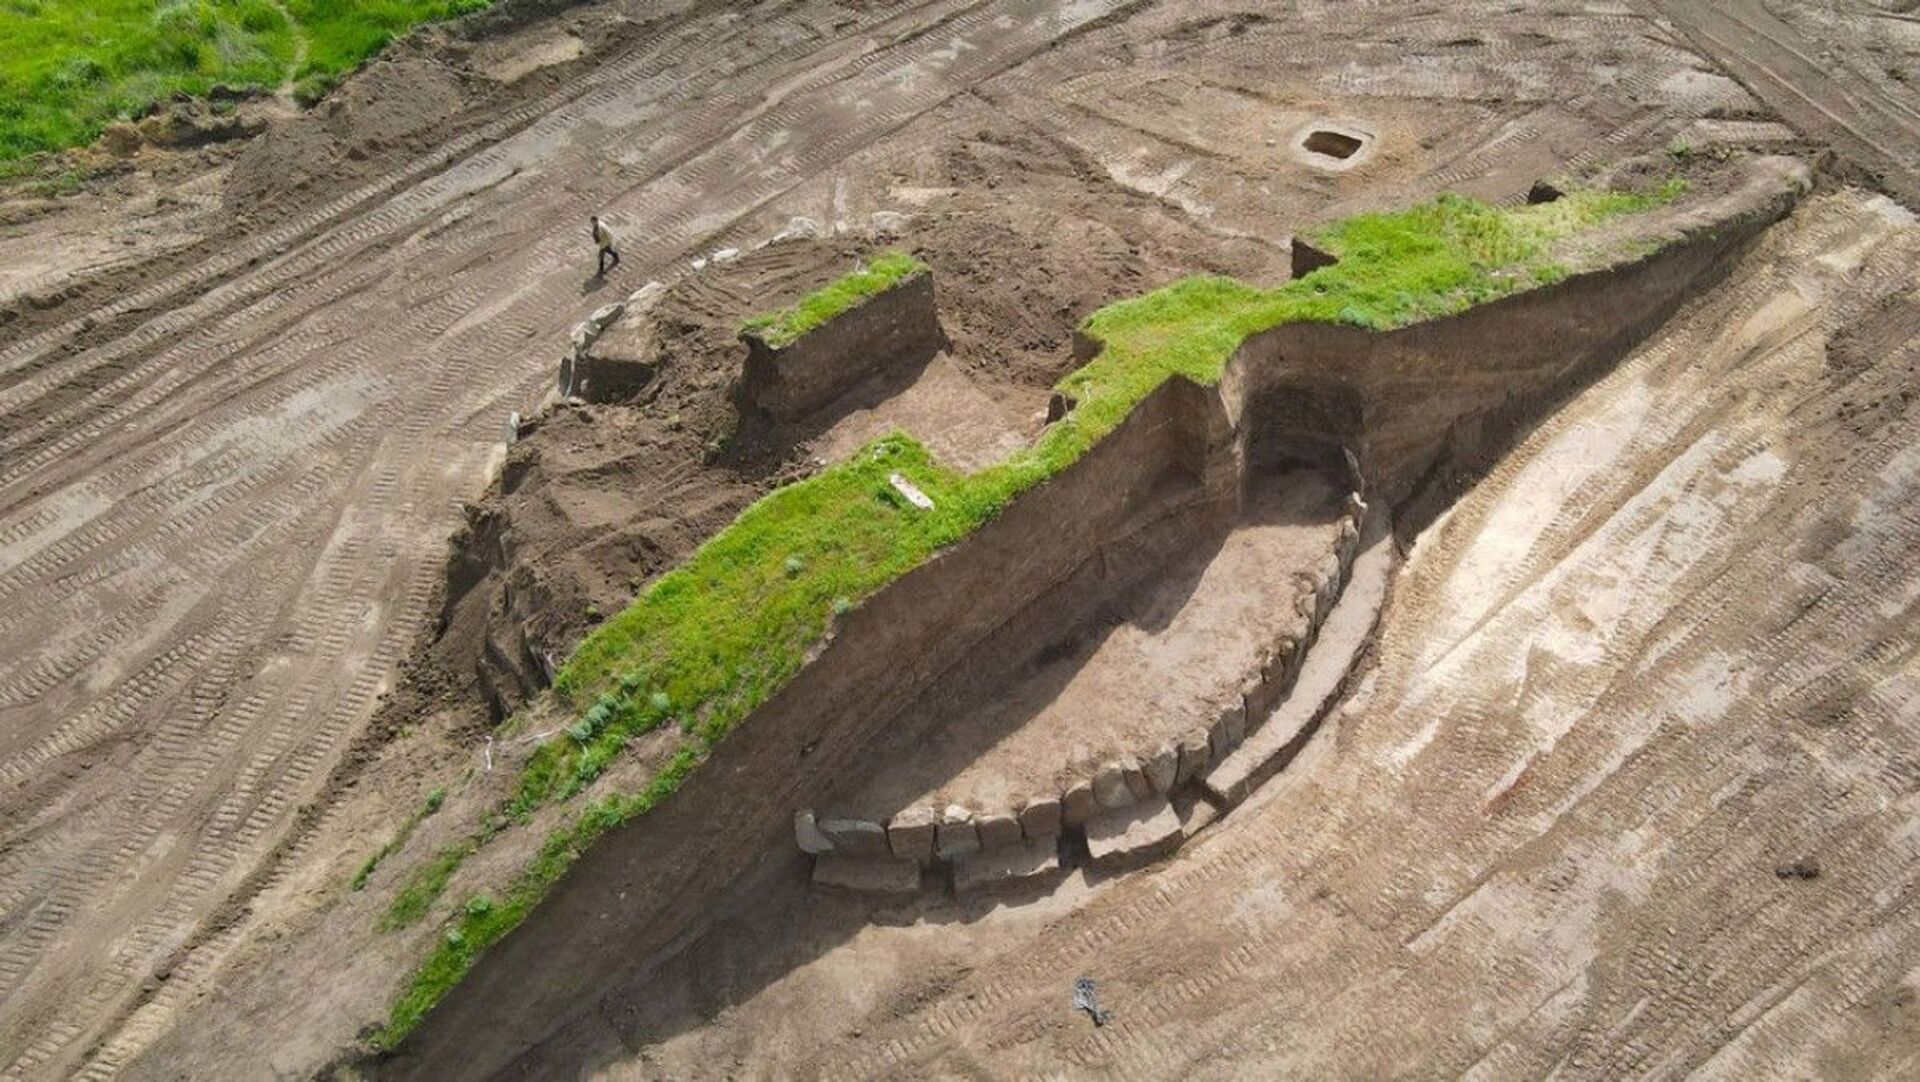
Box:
[350,787,448,892]
[284,0,492,82]
[741,250,927,348]
[374,743,706,1049]
[373,183,1683,1048]
[0,0,493,162]
[380,839,476,930]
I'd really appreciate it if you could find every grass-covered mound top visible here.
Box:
[373,182,1683,1048]
[0,0,493,163]
[740,250,928,349]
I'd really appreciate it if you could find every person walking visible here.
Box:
[591,215,620,277]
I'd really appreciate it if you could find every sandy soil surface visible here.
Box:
[3,0,1918,1078]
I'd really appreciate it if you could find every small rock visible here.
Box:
[588,301,626,330]
[869,210,911,236]
[889,472,935,511]
[769,216,823,244]
[1120,756,1153,802]
[1775,858,1821,881]
[626,280,668,309]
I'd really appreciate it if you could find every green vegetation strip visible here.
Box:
[740,250,927,348]
[0,0,494,162]
[375,184,1682,1048]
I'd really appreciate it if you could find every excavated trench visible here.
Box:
[381,156,1807,1078]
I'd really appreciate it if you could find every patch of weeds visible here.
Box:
[741,250,926,347]
[375,743,706,1049]
[349,785,450,891]
[380,840,477,930]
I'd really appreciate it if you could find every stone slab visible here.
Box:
[812,854,921,900]
[1086,796,1184,872]
[951,840,1063,895]
[819,817,889,858]
[1204,511,1392,808]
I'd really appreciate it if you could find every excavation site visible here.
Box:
[4,1,1920,1079]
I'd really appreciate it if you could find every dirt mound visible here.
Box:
[436,143,1251,718]
[225,58,487,213]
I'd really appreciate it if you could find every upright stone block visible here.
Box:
[1176,730,1213,785]
[935,805,981,861]
[1093,762,1134,810]
[1144,742,1179,793]
[1062,782,1098,827]
[976,811,1023,852]
[1019,795,1063,840]
[887,806,938,864]
[794,810,833,855]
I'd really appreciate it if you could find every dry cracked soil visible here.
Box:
[4,0,1920,1079]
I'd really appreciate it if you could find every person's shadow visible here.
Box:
[580,271,612,296]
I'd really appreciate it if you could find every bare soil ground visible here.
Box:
[2,0,1919,1078]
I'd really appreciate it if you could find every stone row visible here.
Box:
[795,486,1371,897]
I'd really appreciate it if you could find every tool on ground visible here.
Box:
[1072,976,1110,1027]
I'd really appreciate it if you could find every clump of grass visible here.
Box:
[349,784,451,891]
[375,744,705,1049]
[380,840,477,930]
[741,250,926,348]
[373,183,1684,1047]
